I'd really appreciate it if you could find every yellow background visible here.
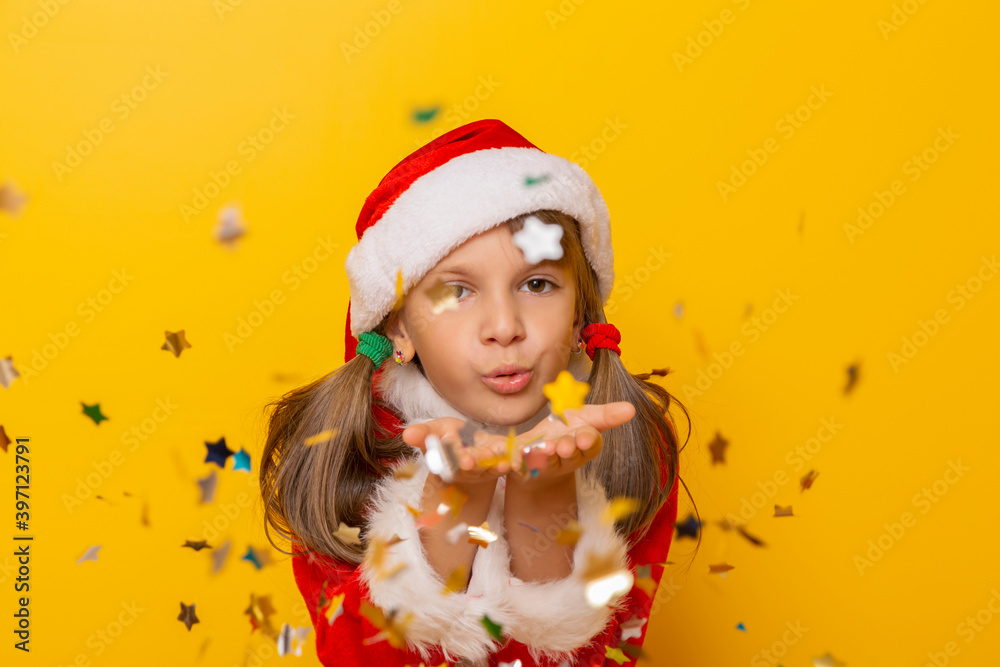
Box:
[1,0,998,665]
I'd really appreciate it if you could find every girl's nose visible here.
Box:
[481,293,525,346]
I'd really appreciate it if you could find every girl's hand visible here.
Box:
[402,417,512,488]
[508,402,637,483]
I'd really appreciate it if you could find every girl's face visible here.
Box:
[388,224,582,427]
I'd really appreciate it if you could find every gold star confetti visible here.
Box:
[439,485,469,518]
[813,652,846,667]
[178,602,200,631]
[542,370,590,422]
[442,565,468,595]
[360,600,413,650]
[582,552,634,608]
[605,645,629,665]
[801,469,820,492]
[427,279,461,315]
[161,330,192,357]
[182,539,211,551]
[244,593,278,638]
[708,431,729,465]
[709,562,735,577]
[774,505,794,517]
[0,357,20,389]
[0,180,28,216]
[475,427,516,469]
[467,521,498,548]
[556,520,582,546]
[393,460,420,479]
[601,497,641,526]
[333,521,361,545]
[304,428,338,447]
[323,591,346,626]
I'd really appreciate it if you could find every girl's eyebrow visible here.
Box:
[436,259,562,276]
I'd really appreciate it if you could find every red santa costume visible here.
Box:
[289,119,680,666]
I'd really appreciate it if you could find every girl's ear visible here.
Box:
[385,311,416,359]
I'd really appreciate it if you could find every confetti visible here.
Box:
[481,614,503,641]
[304,428,338,447]
[523,173,550,186]
[813,652,846,667]
[82,402,108,425]
[0,357,20,389]
[210,538,231,574]
[182,539,211,551]
[673,300,684,319]
[801,469,820,492]
[620,614,647,641]
[196,469,218,504]
[845,362,860,394]
[498,661,523,667]
[277,623,295,657]
[517,520,540,533]
[601,497,641,526]
[708,431,729,465]
[718,520,767,547]
[393,460,420,479]
[605,646,629,665]
[323,591,346,626]
[393,268,405,313]
[360,600,413,650]
[709,562,735,577]
[442,565,468,595]
[633,564,656,597]
[232,448,251,472]
[76,545,101,564]
[203,437,234,468]
[412,106,440,123]
[774,505,794,517]
[555,520,582,546]
[241,545,271,570]
[582,553,634,608]
[0,181,28,216]
[674,513,701,540]
[512,214,564,264]
[245,593,278,638]
[467,521,498,548]
[177,602,200,631]
[439,485,469,518]
[445,522,469,545]
[736,622,747,632]
[333,522,362,546]
[161,330,192,357]
[542,370,590,422]
[457,420,479,448]
[423,433,455,482]
[214,204,246,247]
[0,425,10,452]
[427,279,461,315]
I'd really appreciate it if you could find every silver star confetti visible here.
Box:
[196,469,218,504]
[76,545,102,564]
[512,214,563,264]
[214,204,246,247]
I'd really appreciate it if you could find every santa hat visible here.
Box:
[343,118,615,363]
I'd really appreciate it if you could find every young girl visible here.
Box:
[260,119,691,667]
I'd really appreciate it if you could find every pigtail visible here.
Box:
[259,330,414,565]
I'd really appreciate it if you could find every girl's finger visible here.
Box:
[567,401,636,432]
[556,433,577,459]
[402,423,429,451]
[576,426,599,451]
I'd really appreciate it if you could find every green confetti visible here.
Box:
[524,174,550,186]
[412,106,440,123]
[481,614,503,641]
[82,402,108,425]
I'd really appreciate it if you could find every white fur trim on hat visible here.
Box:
[346,147,614,336]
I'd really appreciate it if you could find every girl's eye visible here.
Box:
[523,278,554,294]
[444,279,554,300]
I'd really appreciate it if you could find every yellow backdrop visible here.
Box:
[2,1,997,665]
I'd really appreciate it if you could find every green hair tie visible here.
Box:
[356,331,393,368]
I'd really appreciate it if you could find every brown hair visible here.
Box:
[260,209,698,565]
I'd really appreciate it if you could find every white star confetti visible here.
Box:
[512,214,563,264]
[214,204,246,247]
[620,614,647,641]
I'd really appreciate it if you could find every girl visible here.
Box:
[260,119,692,667]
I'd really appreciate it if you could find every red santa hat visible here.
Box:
[343,118,615,363]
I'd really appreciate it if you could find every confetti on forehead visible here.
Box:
[512,214,564,264]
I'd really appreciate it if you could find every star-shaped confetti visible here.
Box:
[245,593,277,637]
[0,181,28,216]
[481,615,504,641]
[304,428,338,447]
[211,538,231,574]
[467,521,498,548]
[214,204,246,247]
[359,601,413,650]
[620,614,647,641]
[204,437,234,468]
[196,469,218,504]
[813,652,846,667]
[182,539,211,551]
[82,402,108,425]
[161,330,192,357]
[542,370,590,422]
[633,564,656,597]
[333,522,361,546]
[523,173,550,187]
[277,623,312,657]
[412,106,440,123]
[556,520,582,546]
[604,646,629,665]
[674,513,701,540]
[736,622,747,632]
[774,505,794,517]
[322,591,346,626]
[232,448,252,472]
[801,469,820,492]
[512,214,564,264]
[708,431,729,465]
[241,545,272,570]
[0,425,10,453]
[601,497,641,526]
[708,562,735,577]
[443,565,468,595]
[178,602,200,631]
[582,552,634,607]
[76,545,101,564]
[427,279,461,315]
[0,357,20,389]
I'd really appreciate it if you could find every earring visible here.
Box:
[394,349,405,364]
[572,338,584,355]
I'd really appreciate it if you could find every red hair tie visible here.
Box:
[581,323,621,361]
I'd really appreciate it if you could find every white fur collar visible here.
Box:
[374,352,593,435]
